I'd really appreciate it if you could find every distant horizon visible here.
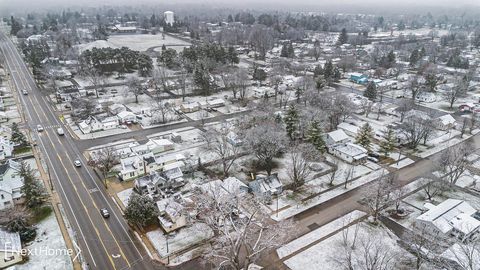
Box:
[1,0,480,16]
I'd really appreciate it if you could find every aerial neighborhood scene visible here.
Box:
[1,0,480,269]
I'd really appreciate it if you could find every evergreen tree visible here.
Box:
[287,43,295,58]
[387,50,396,65]
[333,67,342,82]
[306,120,326,153]
[124,193,159,228]
[409,49,419,66]
[364,82,377,101]
[324,61,334,83]
[280,42,289,57]
[285,105,299,140]
[356,123,373,152]
[337,28,348,45]
[19,162,47,209]
[227,46,239,64]
[11,122,28,146]
[380,128,396,157]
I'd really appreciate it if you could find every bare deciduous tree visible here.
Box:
[395,99,415,122]
[417,177,444,201]
[90,147,119,187]
[192,187,292,270]
[202,127,241,177]
[362,173,393,223]
[438,143,471,185]
[287,144,312,191]
[126,77,143,104]
[245,123,287,176]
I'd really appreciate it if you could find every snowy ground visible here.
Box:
[276,210,366,259]
[76,34,191,53]
[146,223,213,258]
[9,211,73,270]
[283,221,411,270]
[117,188,133,208]
[271,169,386,221]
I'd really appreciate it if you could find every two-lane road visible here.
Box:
[0,32,155,270]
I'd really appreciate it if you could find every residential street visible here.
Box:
[0,31,159,270]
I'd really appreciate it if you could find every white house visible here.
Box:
[118,155,145,181]
[78,116,104,134]
[109,104,126,115]
[248,174,283,199]
[206,98,225,108]
[117,111,136,124]
[0,160,23,207]
[0,185,14,210]
[325,129,350,146]
[157,198,187,233]
[179,101,201,113]
[415,199,480,241]
[0,229,22,268]
[100,116,119,130]
[435,114,457,131]
[147,139,175,155]
[415,92,436,103]
[0,137,14,161]
[329,143,368,164]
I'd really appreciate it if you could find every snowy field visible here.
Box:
[283,221,411,270]
[76,34,191,53]
[9,212,73,270]
[276,210,366,259]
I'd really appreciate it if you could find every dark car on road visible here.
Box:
[100,208,110,218]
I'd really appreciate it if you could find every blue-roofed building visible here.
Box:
[349,73,369,84]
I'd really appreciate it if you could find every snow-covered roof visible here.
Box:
[0,229,21,252]
[332,143,368,160]
[326,129,349,143]
[417,199,479,234]
[117,111,135,118]
[437,114,456,125]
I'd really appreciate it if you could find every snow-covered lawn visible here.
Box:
[276,210,366,259]
[76,34,191,53]
[146,223,213,258]
[283,221,410,270]
[117,188,133,208]
[271,169,386,221]
[10,211,73,270]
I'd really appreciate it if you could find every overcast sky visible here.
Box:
[1,0,479,15]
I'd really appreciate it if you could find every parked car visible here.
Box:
[367,157,379,163]
[100,208,110,218]
[368,152,380,159]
